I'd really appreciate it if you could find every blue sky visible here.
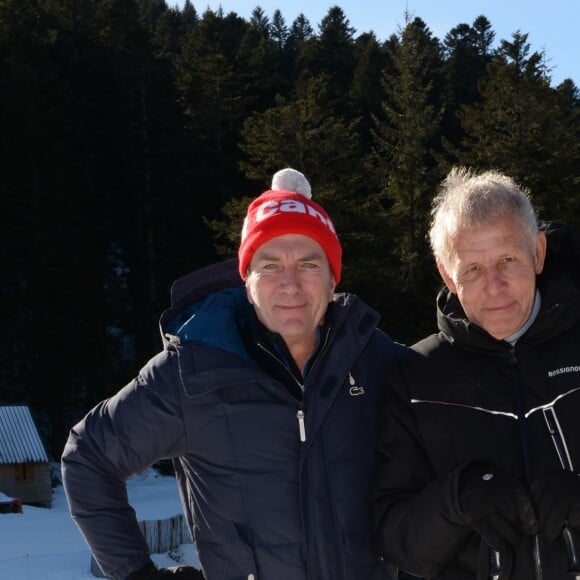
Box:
[173,0,578,86]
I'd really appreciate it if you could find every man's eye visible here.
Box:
[498,256,516,270]
[461,265,481,280]
[301,262,318,269]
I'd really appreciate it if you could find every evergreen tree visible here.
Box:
[472,15,495,59]
[250,6,269,38]
[181,0,198,27]
[288,13,313,45]
[175,9,252,207]
[270,9,288,49]
[442,16,493,147]
[268,9,297,91]
[151,2,196,58]
[457,31,549,173]
[350,32,388,149]
[297,6,356,113]
[238,8,288,107]
[457,31,580,224]
[371,17,445,341]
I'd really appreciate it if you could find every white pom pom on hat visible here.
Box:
[271,168,312,199]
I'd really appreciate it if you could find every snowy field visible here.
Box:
[0,468,200,579]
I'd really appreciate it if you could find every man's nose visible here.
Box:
[485,267,508,293]
[279,267,300,291]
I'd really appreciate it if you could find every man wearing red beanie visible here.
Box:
[62,168,405,580]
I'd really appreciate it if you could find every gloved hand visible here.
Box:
[531,470,580,541]
[127,560,204,579]
[457,463,538,550]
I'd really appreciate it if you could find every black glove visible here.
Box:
[127,560,204,579]
[531,470,580,542]
[457,464,538,549]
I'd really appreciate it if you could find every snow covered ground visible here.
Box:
[0,468,200,579]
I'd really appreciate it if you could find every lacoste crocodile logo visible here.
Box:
[348,372,365,396]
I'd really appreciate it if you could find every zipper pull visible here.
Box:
[297,409,306,442]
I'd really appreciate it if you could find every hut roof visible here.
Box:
[0,406,49,464]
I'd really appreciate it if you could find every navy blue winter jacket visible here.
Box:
[62,258,403,580]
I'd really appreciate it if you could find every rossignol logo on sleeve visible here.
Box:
[548,366,580,378]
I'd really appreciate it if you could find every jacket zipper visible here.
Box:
[510,346,543,580]
[256,342,307,442]
[256,326,332,445]
[297,409,306,442]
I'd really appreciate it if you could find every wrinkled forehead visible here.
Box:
[447,217,535,263]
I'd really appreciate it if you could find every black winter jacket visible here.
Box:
[62,258,403,580]
[373,223,580,580]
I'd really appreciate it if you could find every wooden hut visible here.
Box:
[0,405,52,507]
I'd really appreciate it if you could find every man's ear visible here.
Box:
[535,231,547,275]
[436,260,457,294]
[245,282,254,305]
[328,277,336,303]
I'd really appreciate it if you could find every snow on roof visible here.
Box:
[0,406,49,464]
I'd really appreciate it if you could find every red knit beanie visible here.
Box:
[238,168,342,283]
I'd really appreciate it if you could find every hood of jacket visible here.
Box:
[159,257,250,355]
[435,221,580,353]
